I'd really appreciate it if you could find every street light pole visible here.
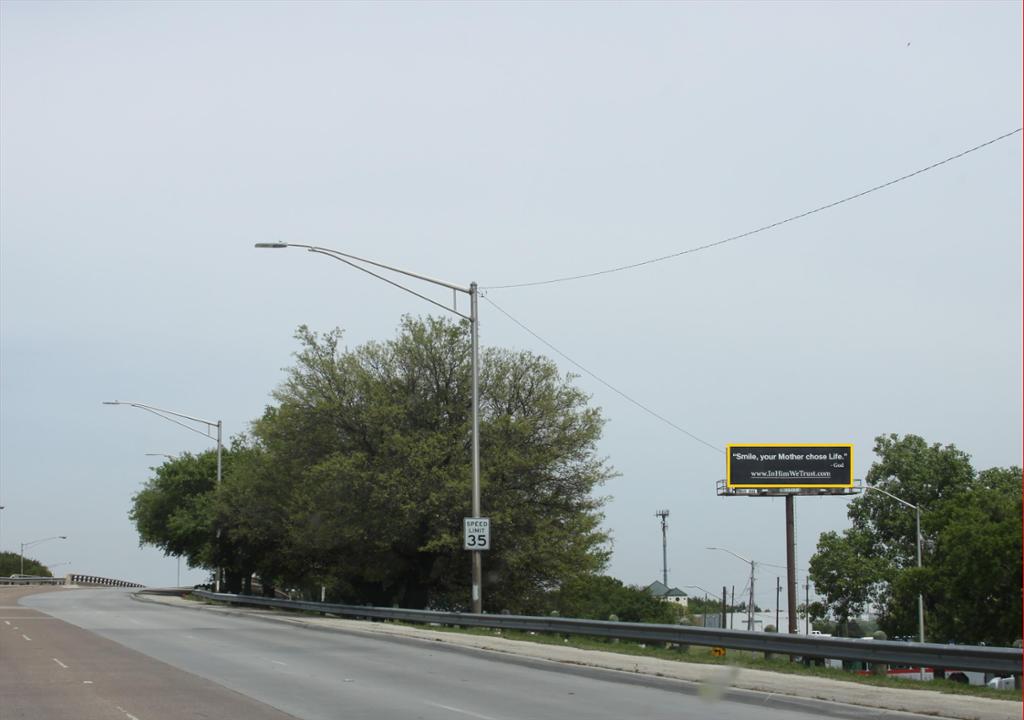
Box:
[104,401,223,590]
[255,242,485,613]
[470,282,482,612]
[863,485,925,645]
[20,536,67,575]
[707,546,756,631]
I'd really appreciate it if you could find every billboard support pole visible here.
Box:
[786,494,798,635]
[721,586,727,629]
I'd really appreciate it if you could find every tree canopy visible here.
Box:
[0,551,53,577]
[809,433,1021,644]
[130,317,614,611]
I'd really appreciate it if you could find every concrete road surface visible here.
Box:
[10,587,961,720]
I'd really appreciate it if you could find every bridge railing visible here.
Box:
[192,590,1021,677]
[67,574,145,588]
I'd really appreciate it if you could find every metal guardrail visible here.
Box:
[0,576,65,585]
[193,591,1022,676]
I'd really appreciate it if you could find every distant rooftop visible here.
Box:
[645,581,687,598]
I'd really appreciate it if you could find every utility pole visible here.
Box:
[776,576,781,631]
[747,562,756,631]
[805,576,810,635]
[730,585,735,629]
[655,510,670,586]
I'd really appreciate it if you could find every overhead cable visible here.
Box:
[483,294,724,455]
[484,128,1022,290]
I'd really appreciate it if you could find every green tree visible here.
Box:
[552,575,680,624]
[0,551,52,577]
[808,528,885,636]
[244,317,613,610]
[911,466,1022,644]
[129,448,248,591]
[809,433,1021,644]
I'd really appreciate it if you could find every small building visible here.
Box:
[645,581,689,608]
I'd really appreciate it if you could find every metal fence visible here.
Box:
[192,590,1021,676]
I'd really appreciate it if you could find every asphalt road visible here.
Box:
[12,588,935,720]
[0,586,297,720]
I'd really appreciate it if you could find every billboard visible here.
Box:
[727,444,853,489]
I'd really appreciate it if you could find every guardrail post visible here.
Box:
[764,624,777,660]
[870,631,888,675]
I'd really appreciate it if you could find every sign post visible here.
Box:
[463,517,491,552]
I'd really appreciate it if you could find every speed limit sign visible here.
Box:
[463,517,490,551]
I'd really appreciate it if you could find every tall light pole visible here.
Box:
[864,484,925,645]
[707,546,756,631]
[20,536,66,575]
[104,400,223,590]
[255,242,485,613]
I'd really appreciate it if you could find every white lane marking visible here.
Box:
[271,659,287,666]
[53,658,69,669]
[115,705,142,720]
[82,680,94,684]
[423,701,501,720]
[185,634,196,639]
[3,620,9,625]
[21,634,32,641]
[128,618,143,625]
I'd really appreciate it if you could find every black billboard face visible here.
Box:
[726,445,853,488]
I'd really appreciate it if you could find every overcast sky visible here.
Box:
[1,1,1020,604]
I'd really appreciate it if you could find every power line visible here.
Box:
[482,294,724,454]
[484,128,1022,290]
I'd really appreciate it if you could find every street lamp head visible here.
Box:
[254,243,289,249]
[58,536,67,539]
[102,401,120,405]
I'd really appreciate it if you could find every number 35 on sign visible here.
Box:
[463,517,491,551]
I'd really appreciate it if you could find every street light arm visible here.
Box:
[685,585,715,596]
[863,485,918,511]
[706,546,753,566]
[23,535,67,550]
[308,249,472,321]
[103,401,219,435]
[257,243,472,294]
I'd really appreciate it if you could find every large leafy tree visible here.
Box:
[809,433,1021,644]
[134,317,614,610]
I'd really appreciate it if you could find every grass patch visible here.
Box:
[397,623,1020,702]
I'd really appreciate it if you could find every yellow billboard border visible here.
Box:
[726,443,854,489]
